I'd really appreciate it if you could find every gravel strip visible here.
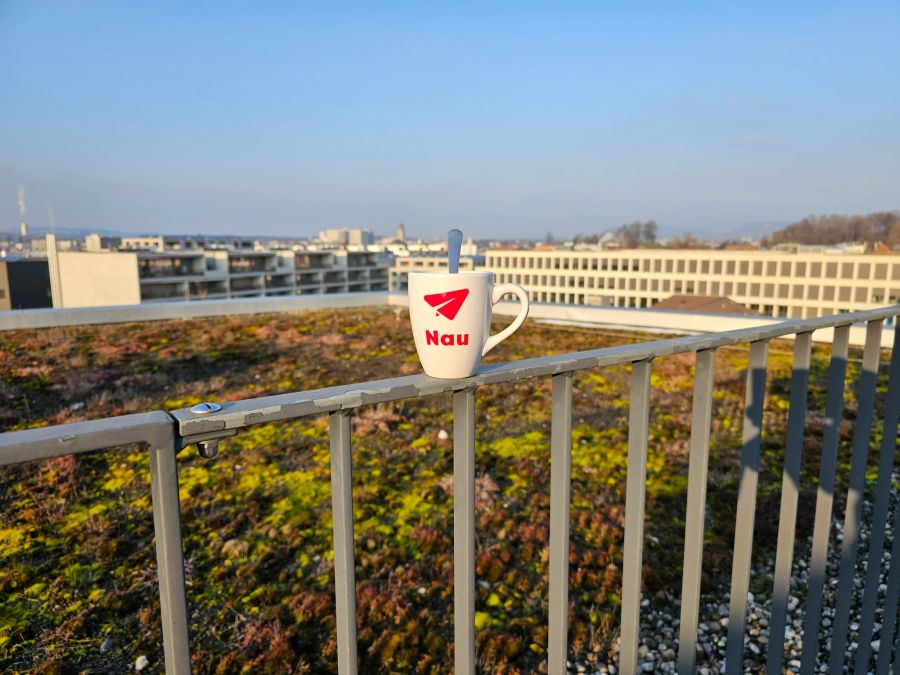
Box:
[567,474,899,674]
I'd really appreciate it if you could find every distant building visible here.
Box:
[406,241,447,254]
[483,248,900,318]
[85,234,122,251]
[120,236,166,251]
[0,259,52,310]
[31,238,77,252]
[84,234,102,251]
[396,223,406,242]
[390,255,479,291]
[318,228,374,247]
[119,235,261,252]
[47,248,389,307]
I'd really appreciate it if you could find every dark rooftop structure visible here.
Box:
[652,294,761,316]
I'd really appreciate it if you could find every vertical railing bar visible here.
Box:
[619,358,653,675]
[453,387,477,675]
[896,603,900,675]
[548,371,574,675]
[880,488,900,675]
[676,348,716,675]
[892,620,900,673]
[329,410,358,675]
[799,324,851,675]
[765,332,813,675]
[725,339,769,674]
[853,324,899,675]
[827,319,884,674]
[148,423,192,675]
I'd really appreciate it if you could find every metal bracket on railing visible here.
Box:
[177,428,238,456]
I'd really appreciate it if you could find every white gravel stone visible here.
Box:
[565,472,898,673]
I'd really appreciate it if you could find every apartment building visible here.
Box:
[46,248,389,308]
[389,255,479,291]
[484,249,900,318]
[135,251,234,302]
[120,235,258,251]
[120,235,167,251]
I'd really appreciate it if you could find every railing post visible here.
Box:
[148,422,192,675]
[879,472,900,675]
[677,349,716,675]
[619,358,653,675]
[453,387,477,675]
[853,324,898,675]
[548,372,574,675]
[828,319,884,673]
[329,410,359,675]
[725,339,769,674]
[800,324,851,675]
[766,332,813,674]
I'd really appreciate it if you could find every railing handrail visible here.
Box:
[0,411,173,467]
[171,305,900,440]
[1,304,896,456]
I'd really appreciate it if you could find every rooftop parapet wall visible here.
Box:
[0,291,896,348]
[0,292,393,330]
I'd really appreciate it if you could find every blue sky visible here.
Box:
[1,1,898,239]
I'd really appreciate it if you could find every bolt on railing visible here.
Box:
[1,305,899,674]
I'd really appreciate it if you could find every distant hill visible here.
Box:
[20,225,124,238]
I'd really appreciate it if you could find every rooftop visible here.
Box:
[0,303,898,673]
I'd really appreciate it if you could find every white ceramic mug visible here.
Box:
[408,271,530,378]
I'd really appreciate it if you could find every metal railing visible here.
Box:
[1,306,899,674]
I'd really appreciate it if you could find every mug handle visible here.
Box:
[482,283,530,356]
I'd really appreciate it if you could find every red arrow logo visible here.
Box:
[424,288,469,320]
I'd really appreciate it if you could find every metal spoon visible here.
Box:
[448,229,463,274]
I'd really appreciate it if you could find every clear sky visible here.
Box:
[1,1,898,239]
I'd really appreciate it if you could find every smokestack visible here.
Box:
[17,186,28,239]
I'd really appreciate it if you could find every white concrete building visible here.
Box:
[389,255,478,291]
[53,251,141,308]
[483,248,900,318]
[318,228,374,247]
[120,235,167,251]
[48,248,389,308]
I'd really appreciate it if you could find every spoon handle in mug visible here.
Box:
[447,229,463,274]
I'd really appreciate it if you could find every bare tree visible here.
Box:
[617,221,642,248]
[641,220,658,244]
[613,219,658,247]
[771,211,900,246]
[669,233,708,249]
